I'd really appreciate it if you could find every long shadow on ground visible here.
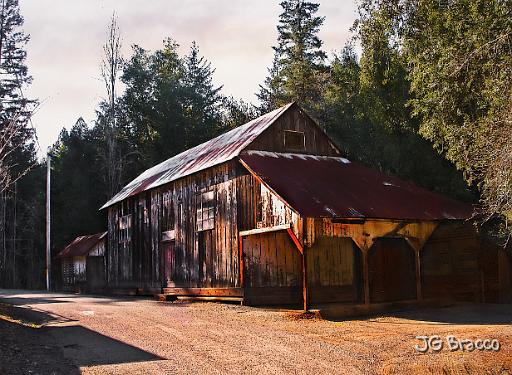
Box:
[0,301,162,374]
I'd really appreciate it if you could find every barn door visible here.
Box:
[198,230,213,287]
[162,240,175,287]
[242,231,303,305]
[368,238,416,303]
[86,256,106,290]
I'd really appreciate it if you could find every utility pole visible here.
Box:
[46,147,51,291]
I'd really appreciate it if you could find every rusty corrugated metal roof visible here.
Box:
[101,103,294,209]
[57,232,107,258]
[239,151,474,220]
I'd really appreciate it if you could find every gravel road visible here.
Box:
[0,290,511,374]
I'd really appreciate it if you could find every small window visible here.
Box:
[162,191,175,230]
[138,200,149,225]
[284,130,305,151]
[119,214,132,244]
[196,190,215,231]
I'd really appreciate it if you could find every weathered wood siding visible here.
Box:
[73,256,87,282]
[89,240,105,256]
[307,237,362,304]
[86,256,106,290]
[236,174,258,231]
[247,106,339,156]
[107,161,242,290]
[236,174,302,238]
[243,231,303,305]
[61,258,74,286]
[421,223,482,301]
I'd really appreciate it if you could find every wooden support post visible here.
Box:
[239,235,244,288]
[285,228,307,311]
[415,249,422,301]
[302,248,308,311]
[362,250,370,305]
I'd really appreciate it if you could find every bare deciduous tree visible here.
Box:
[100,13,123,197]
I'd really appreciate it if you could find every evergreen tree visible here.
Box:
[323,45,364,157]
[0,0,37,189]
[182,41,223,145]
[257,0,327,115]
[120,39,225,170]
[355,0,512,236]
[221,96,258,131]
[0,0,39,288]
[52,118,107,252]
[0,0,34,121]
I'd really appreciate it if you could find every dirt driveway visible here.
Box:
[0,290,511,374]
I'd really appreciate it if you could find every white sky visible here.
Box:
[20,0,358,154]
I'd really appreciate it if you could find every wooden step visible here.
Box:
[162,287,244,297]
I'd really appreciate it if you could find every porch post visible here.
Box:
[362,249,370,305]
[302,248,308,311]
[415,249,422,301]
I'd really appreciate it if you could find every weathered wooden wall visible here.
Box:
[242,231,303,305]
[307,237,362,304]
[73,256,86,282]
[86,256,106,290]
[420,222,509,302]
[246,106,339,156]
[236,174,302,238]
[61,258,74,286]
[89,240,105,256]
[107,161,242,290]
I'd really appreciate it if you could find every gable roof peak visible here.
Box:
[101,102,295,209]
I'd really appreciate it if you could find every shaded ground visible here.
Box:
[0,290,511,374]
[0,303,78,375]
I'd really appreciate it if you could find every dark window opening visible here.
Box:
[162,191,175,230]
[284,130,305,151]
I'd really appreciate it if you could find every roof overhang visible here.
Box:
[238,151,474,221]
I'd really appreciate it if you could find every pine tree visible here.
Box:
[183,41,223,145]
[257,0,326,115]
[0,0,39,288]
[0,0,37,189]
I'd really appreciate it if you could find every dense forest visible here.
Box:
[0,0,510,288]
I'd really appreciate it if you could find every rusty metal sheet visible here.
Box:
[239,151,474,220]
[101,103,294,209]
[57,232,107,258]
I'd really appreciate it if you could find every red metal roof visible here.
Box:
[239,151,474,220]
[57,232,107,258]
[101,103,295,209]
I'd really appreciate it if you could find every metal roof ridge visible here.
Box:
[241,150,352,163]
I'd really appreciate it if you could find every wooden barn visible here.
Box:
[57,232,107,292]
[101,103,511,310]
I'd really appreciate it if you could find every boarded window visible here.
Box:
[119,214,132,244]
[162,191,175,230]
[196,190,215,231]
[284,130,305,151]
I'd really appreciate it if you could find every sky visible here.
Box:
[20,0,359,154]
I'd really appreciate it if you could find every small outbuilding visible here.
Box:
[57,232,107,292]
[101,103,511,311]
